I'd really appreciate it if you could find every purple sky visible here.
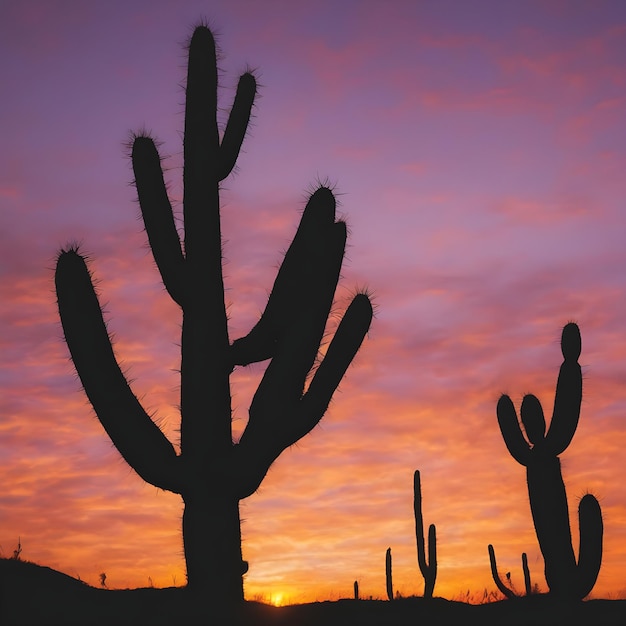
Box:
[2,0,626,604]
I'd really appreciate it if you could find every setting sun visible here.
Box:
[270,593,286,607]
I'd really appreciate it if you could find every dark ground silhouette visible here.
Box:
[2,558,626,626]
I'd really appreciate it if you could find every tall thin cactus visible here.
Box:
[385,547,393,601]
[496,323,603,599]
[54,25,372,603]
[413,470,437,598]
[521,551,532,596]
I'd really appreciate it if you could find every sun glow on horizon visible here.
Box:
[266,592,288,607]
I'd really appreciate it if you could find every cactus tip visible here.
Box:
[56,244,85,266]
[520,394,546,445]
[239,71,257,95]
[579,492,601,515]
[311,184,336,206]
[351,292,374,316]
[561,322,581,361]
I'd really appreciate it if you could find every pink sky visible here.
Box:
[2,0,626,604]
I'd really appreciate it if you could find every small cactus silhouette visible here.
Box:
[521,552,531,595]
[488,544,531,598]
[10,537,22,561]
[55,25,372,602]
[414,470,437,598]
[385,547,393,601]
[496,323,603,599]
[353,580,359,600]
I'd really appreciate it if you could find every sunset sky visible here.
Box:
[2,0,626,605]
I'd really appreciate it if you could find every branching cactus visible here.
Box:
[413,470,437,598]
[496,323,603,599]
[54,25,372,603]
[488,544,531,598]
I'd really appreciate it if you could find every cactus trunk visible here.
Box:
[182,494,244,601]
[527,457,576,595]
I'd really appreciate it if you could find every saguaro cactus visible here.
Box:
[413,470,437,598]
[488,544,531,598]
[496,323,603,599]
[55,26,372,603]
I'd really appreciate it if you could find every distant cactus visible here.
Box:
[488,544,531,598]
[353,580,359,600]
[385,547,393,601]
[10,537,21,561]
[496,323,603,599]
[55,25,372,603]
[413,470,437,598]
[521,552,532,596]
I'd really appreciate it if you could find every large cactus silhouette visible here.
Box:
[55,26,372,602]
[496,323,603,599]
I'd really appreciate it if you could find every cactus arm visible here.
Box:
[496,395,531,465]
[230,187,337,367]
[234,292,372,499]
[298,293,373,436]
[413,470,437,598]
[265,219,347,402]
[488,544,516,599]
[576,493,603,598]
[522,552,531,595]
[239,219,346,438]
[425,524,437,597]
[218,72,257,181]
[386,547,393,601]
[55,250,183,493]
[520,395,546,447]
[131,137,186,306]
[545,323,582,456]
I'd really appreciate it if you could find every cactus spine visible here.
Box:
[385,547,393,601]
[488,544,532,598]
[54,26,372,603]
[414,470,437,598]
[496,323,603,599]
